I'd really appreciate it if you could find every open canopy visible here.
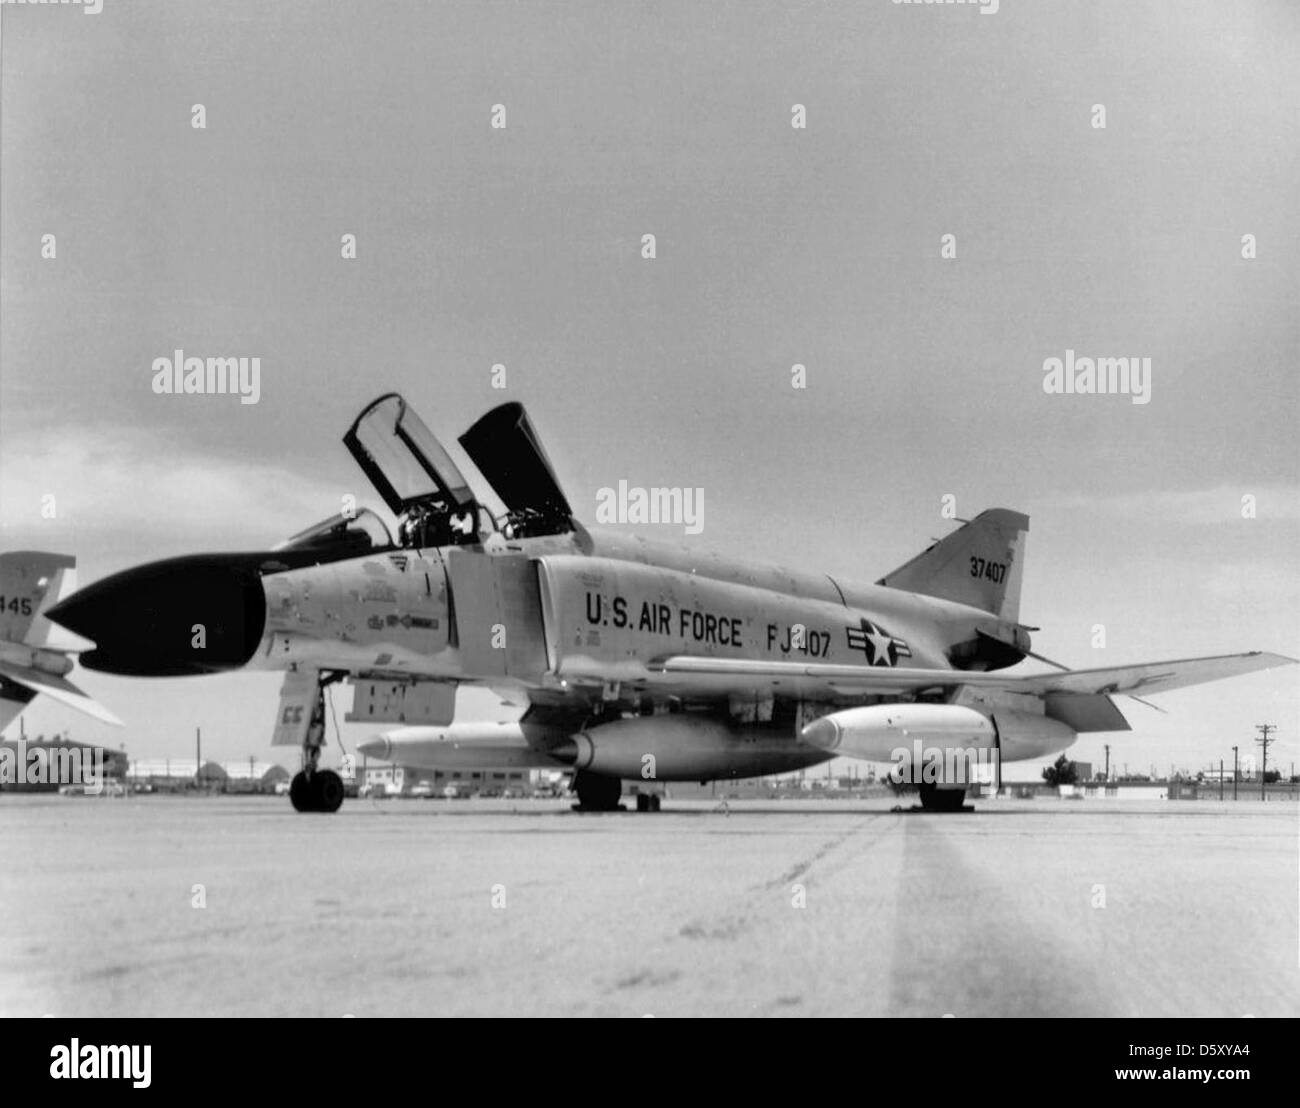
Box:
[459,402,573,536]
[344,393,478,517]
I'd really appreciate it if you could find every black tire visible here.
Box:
[313,769,345,813]
[289,771,316,812]
[918,783,966,812]
[574,770,622,811]
[649,794,661,812]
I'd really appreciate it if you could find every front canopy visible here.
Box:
[343,393,478,517]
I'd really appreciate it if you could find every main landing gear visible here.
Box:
[571,770,624,812]
[917,783,968,813]
[289,676,344,813]
[570,771,663,812]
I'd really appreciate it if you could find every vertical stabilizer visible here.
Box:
[877,509,1029,622]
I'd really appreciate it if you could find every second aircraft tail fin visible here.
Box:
[0,551,87,651]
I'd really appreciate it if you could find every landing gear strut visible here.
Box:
[290,675,344,813]
[572,770,623,812]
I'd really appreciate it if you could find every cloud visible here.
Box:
[1051,485,1300,526]
[0,423,371,567]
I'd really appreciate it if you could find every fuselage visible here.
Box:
[53,523,1020,688]
[45,517,1068,781]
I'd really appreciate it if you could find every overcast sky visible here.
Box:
[2,0,1296,778]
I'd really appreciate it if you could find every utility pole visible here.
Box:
[195,727,201,788]
[1255,724,1275,801]
[1218,759,1223,801]
[1104,744,1110,782]
[1232,746,1238,801]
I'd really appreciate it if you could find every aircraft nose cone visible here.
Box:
[46,555,267,676]
[356,735,391,761]
[799,715,841,753]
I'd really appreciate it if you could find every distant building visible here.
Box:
[127,759,289,793]
[362,765,533,796]
[0,736,128,793]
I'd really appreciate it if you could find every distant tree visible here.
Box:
[1042,755,1079,787]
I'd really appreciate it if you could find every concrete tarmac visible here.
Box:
[1,795,1296,1017]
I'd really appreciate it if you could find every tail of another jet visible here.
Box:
[0,552,85,649]
[877,508,1029,623]
[0,552,118,733]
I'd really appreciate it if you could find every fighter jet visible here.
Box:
[45,395,1294,812]
[0,551,121,734]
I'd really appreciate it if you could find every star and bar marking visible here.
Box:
[845,618,913,666]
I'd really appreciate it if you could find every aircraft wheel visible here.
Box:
[917,783,966,813]
[649,794,661,812]
[573,770,622,811]
[289,771,316,812]
[313,770,345,813]
[635,793,650,812]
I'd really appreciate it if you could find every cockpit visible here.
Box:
[340,393,576,552]
[273,508,395,556]
[344,393,485,551]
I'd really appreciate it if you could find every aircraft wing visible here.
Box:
[0,660,123,726]
[649,651,1296,700]
[990,652,1297,697]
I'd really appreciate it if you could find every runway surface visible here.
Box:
[2,794,1296,1017]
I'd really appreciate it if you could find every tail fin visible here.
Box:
[877,509,1029,623]
[0,553,117,732]
[0,552,84,650]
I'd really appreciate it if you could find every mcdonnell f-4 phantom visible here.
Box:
[45,395,1294,812]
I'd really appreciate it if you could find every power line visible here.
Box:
[1255,724,1276,801]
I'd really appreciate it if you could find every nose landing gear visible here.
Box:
[289,674,345,813]
[289,760,344,813]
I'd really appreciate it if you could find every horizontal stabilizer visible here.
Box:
[1043,693,1131,733]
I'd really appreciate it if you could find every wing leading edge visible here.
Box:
[649,651,1295,700]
